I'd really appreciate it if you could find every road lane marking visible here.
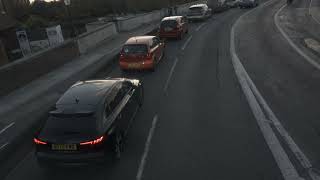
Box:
[136,115,158,180]
[164,57,179,93]
[275,4,320,71]
[230,1,304,180]
[0,122,15,135]
[309,0,320,25]
[196,23,207,31]
[0,142,8,151]
[181,35,193,51]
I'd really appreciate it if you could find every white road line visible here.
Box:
[181,35,193,51]
[163,57,179,93]
[196,23,207,31]
[0,122,15,135]
[230,1,303,180]
[0,142,8,151]
[136,115,158,180]
[309,0,320,25]
[275,4,320,71]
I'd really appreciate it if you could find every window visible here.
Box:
[151,38,160,49]
[43,114,98,137]
[105,104,112,118]
[109,83,128,111]
[122,44,148,55]
[161,20,178,28]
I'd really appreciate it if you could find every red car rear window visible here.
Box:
[123,44,148,55]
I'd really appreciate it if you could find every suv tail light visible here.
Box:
[144,52,153,60]
[34,138,47,145]
[80,136,104,146]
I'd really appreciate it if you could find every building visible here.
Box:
[0,0,30,19]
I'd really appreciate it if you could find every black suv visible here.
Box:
[34,78,143,166]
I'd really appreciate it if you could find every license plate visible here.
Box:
[165,27,173,32]
[52,144,77,151]
[128,63,141,68]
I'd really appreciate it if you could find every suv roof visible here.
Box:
[189,4,208,8]
[125,36,155,45]
[56,79,119,107]
[162,16,183,21]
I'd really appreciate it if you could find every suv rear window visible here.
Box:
[161,20,178,28]
[123,44,148,55]
[188,7,204,15]
[42,114,97,136]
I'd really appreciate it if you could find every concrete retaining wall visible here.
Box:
[116,10,164,32]
[78,22,118,54]
[0,1,205,97]
[0,40,79,96]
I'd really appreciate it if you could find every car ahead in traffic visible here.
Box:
[187,4,212,21]
[159,16,189,40]
[239,0,258,8]
[34,78,144,166]
[225,0,240,8]
[119,36,165,72]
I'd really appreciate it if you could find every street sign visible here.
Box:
[16,30,31,57]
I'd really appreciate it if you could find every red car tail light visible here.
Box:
[146,52,153,59]
[34,138,47,145]
[80,136,104,146]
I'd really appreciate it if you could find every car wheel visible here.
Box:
[150,58,156,72]
[178,32,183,40]
[113,131,124,160]
[139,84,144,107]
[160,49,165,60]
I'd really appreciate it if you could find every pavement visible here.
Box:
[309,0,320,24]
[1,0,320,180]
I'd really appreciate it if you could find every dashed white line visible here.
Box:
[136,115,158,180]
[275,4,320,71]
[230,1,304,180]
[196,23,207,31]
[181,35,193,51]
[0,142,8,151]
[164,57,179,93]
[0,122,15,135]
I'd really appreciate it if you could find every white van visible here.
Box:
[187,4,212,21]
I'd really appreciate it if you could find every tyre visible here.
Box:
[178,32,183,40]
[149,59,156,72]
[139,84,144,107]
[112,131,125,160]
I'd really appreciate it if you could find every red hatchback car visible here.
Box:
[119,36,165,71]
[159,16,189,40]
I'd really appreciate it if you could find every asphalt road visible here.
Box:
[235,0,320,175]
[3,0,320,179]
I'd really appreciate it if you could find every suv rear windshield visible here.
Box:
[161,20,178,28]
[123,44,148,55]
[188,7,204,15]
[42,114,97,137]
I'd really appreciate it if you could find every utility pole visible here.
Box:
[64,0,77,38]
[0,0,7,14]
